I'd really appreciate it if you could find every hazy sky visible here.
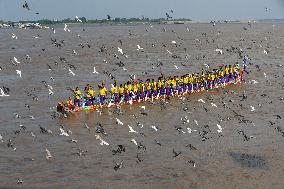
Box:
[0,0,284,21]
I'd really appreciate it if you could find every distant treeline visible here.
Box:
[1,17,192,25]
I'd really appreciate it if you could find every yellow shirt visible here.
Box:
[133,84,139,92]
[157,80,162,88]
[88,89,95,96]
[172,79,177,87]
[119,87,124,94]
[127,84,133,92]
[67,99,73,105]
[140,83,145,91]
[184,77,188,84]
[111,86,118,94]
[74,89,81,95]
[225,67,229,75]
[99,87,107,96]
[152,82,157,90]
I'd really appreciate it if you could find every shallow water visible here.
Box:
[0,23,284,188]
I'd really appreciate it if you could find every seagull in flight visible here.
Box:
[131,138,138,145]
[118,47,124,55]
[45,149,53,159]
[59,127,69,136]
[68,68,75,76]
[93,66,99,74]
[13,57,20,64]
[11,33,18,39]
[0,88,10,97]
[72,49,77,55]
[174,64,179,70]
[75,16,83,23]
[16,70,22,77]
[211,103,217,107]
[128,125,138,133]
[116,118,123,125]
[166,50,173,55]
[198,99,205,103]
[216,124,223,133]
[95,135,109,146]
[215,49,223,55]
[64,24,71,32]
[151,125,158,132]
[137,45,143,51]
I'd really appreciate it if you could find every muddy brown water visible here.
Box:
[0,23,284,188]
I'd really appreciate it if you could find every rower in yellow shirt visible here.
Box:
[73,87,82,107]
[118,84,125,101]
[98,84,107,105]
[87,86,95,105]
[110,83,119,102]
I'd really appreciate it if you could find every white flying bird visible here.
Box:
[11,33,18,39]
[250,80,258,84]
[16,70,22,77]
[0,88,10,97]
[151,125,158,132]
[174,64,179,70]
[64,24,71,32]
[264,73,267,78]
[13,57,20,64]
[211,103,217,107]
[93,66,99,74]
[45,149,53,160]
[68,68,75,76]
[59,128,69,136]
[250,106,255,112]
[118,47,124,54]
[216,124,223,133]
[215,49,223,55]
[131,138,137,145]
[137,45,143,51]
[187,128,192,133]
[194,120,198,126]
[166,50,173,54]
[204,64,210,68]
[100,139,109,146]
[48,89,54,95]
[75,16,83,23]
[116,118,123,125]
[198,99,205,103]
[171,40,177,44]
[140,106,146,110]
[72,49,77,55]
[95,134,109,146]
[263,49,268,54]
[128,125,138,133]
[122,67,127,71]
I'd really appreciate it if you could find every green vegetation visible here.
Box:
[14,17,191,25]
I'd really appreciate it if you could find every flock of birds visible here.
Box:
[0,1,283,187]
